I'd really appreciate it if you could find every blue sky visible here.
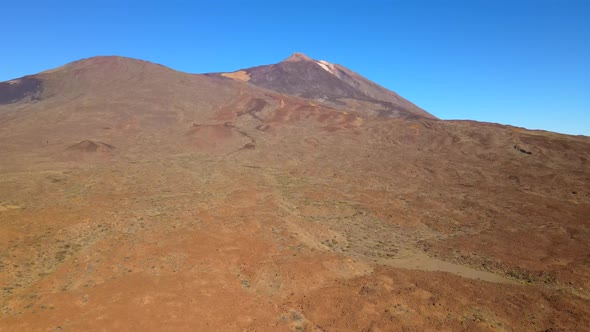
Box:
[2,1,589,135]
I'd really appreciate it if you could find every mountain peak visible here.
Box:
[219,53,435,119]
[282,52,314,62]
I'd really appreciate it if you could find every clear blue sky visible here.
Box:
[2,1,589,135]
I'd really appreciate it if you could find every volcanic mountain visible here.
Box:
[209,52,434,119]
[0,55,589,331]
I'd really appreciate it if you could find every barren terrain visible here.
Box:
[1,55,589,331]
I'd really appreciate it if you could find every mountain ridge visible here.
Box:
[1,53,435,121]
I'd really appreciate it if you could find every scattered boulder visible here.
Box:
[514,145,532,155]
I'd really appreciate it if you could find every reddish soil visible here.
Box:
[0,56,589,331]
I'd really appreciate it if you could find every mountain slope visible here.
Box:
[209,52,434,119]
[0,56,365,161]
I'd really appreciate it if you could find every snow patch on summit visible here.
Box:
[316,60,338,76]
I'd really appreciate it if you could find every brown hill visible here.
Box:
[0,56,589,331]
[63,140,116,162]
[67,140,115,153]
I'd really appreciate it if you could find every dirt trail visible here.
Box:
[266,171,519,285]
[387,248,517,284]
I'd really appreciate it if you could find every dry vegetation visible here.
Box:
[0,56,589,331]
